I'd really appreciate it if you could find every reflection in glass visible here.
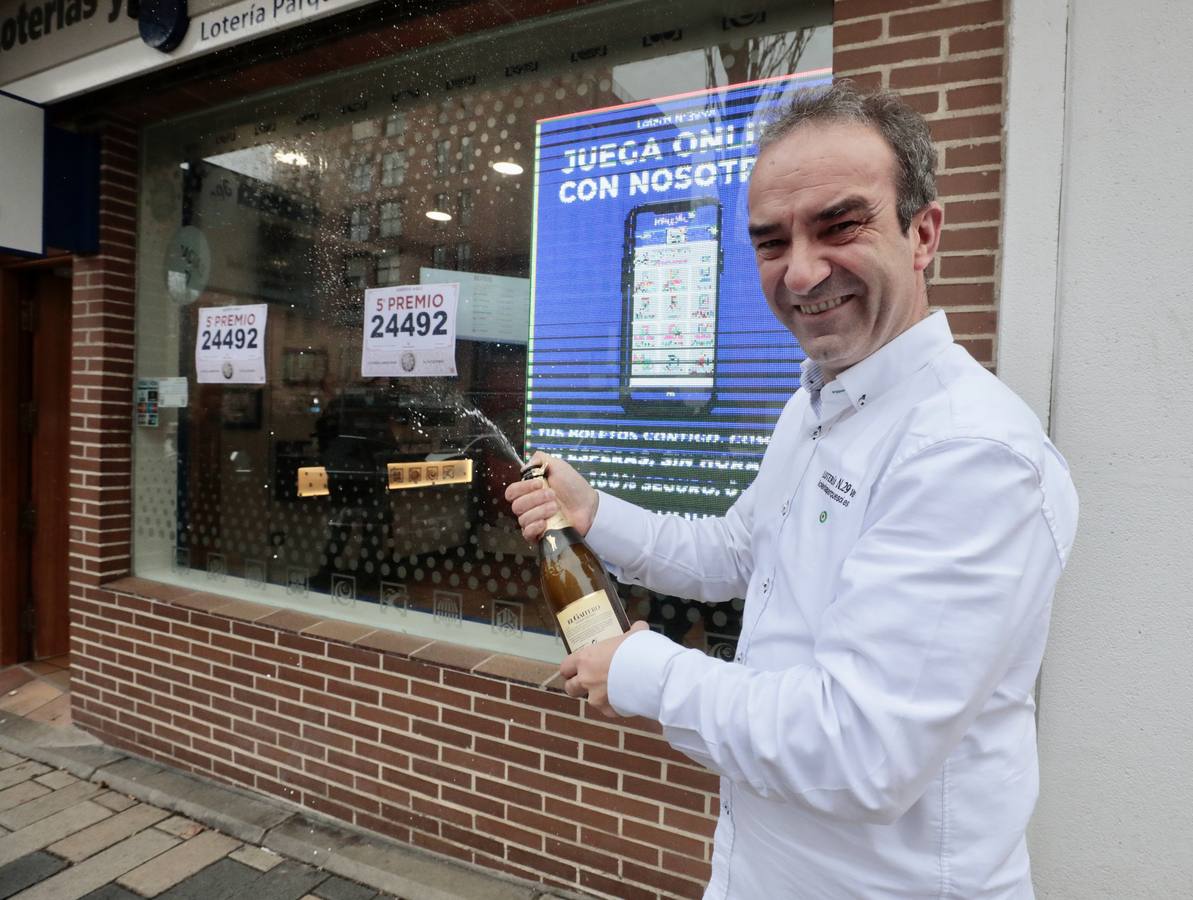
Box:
[133,0,830,662]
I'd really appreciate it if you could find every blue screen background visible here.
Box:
[528,72,832,517]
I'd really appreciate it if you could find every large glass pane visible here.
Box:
[133,0,831,662]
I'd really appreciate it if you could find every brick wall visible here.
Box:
[64,4,1009,899]
[69,122,138,596]
[834,0,1006,367]
[71,583,719,899]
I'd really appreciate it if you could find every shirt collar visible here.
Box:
[800,311,955,420]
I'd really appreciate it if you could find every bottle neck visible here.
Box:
[544,509,570,532]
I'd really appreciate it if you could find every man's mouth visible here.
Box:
[796,294,852,315]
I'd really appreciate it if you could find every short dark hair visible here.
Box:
[759,80,938,232]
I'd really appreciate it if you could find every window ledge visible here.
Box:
[101,575,565,692]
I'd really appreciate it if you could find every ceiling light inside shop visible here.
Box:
[274,150,310,166]
[425,210,453,222]
[491,160,524,176]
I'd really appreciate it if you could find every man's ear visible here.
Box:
[911,201,944,273]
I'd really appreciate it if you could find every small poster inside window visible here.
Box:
[195,304,268,384]
[135,379,159,427]
[360,282,459,377]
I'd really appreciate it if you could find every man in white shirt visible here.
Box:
[507,82,1078,899]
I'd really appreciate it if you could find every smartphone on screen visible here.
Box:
[620,198,723,415]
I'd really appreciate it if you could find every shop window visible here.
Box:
[375,254,401,285]
[133,0,832,662]
[381,151,407,188]
[349,158,373,192]
[457,189,472,227]
[344,256,371,290]
[352,120,379,141]
[385,112,407,138]
[379,201,402,238]
[348,206,370,241]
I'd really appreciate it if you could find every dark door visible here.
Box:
[0,263,73,664]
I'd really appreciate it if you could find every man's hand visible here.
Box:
[560,620,650,717]
[504,451,599,542]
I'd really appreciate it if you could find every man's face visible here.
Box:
[747,121,942,381]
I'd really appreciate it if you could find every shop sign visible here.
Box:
[360,283,459,378]
[0,0,378,103]
[0,89,42,253]
[195,302,267,383]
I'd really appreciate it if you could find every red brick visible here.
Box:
[938,253,996,279]
[890,55,1004,90]
[946,140,1002,169]
[579,870,656,900]
[507,847,576,884]
[834,17,882,45]
[948,81,1003,110]
[442,669,507,699]
[663,806,718,840]
[929,113,1001,143]
[621,819,706,861]
[623,858,706,897]
[929,281,995,307]
[544,713,619,747]
[950,23,1006,55]
[937,169,1001,196]
[507,765,578,801]
[413,796,475,830]
[477,777,544,811]
[889,0,1004,37]
[836,0,938,22]
[835,35,940,72]
[474,697,542,729]
[938,225,999,253]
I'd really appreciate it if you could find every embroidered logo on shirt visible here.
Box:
[817,470,857,508]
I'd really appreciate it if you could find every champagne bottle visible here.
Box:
[521,465,630,653]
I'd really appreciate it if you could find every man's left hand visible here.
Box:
[560,620,650,717]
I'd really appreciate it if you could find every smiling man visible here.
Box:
[507,81,1078,899]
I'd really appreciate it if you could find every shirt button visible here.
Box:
[762,577,771,593]
[781,499,791,516]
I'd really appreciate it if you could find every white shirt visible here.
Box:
[589,312,1079,899]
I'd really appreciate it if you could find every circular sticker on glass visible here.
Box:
[165,225,211,305]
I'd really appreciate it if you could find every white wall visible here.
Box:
[1001,1,1193,896]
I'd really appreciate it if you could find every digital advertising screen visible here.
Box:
[527,70,832,518]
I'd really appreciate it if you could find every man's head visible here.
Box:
[748,81,943,381]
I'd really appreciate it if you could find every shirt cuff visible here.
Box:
[586,490,651,571]
[608,629,685,719]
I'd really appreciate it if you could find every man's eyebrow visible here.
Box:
[814,196,875,223]
[747,221,781,239]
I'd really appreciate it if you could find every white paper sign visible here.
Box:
[158,377,189,408]
[419,267,530,344]
[195,304,268,384]
[361,283,459,378]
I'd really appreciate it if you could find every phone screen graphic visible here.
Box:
[621,199,722,412]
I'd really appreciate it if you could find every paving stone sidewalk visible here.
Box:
[0,716,576,900]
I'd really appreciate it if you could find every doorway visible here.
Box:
[0,261,73,665]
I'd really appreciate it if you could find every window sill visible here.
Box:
[100,575,566,692]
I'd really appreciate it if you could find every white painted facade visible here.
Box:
[1001,1,1193,895]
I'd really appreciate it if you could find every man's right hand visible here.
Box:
[504,451,599,542]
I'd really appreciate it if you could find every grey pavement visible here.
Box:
[0,715,580,900]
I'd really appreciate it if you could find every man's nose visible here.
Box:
[782,242,832,297]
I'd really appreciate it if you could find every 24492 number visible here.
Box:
[200,327,259,350]
[370,310,448,339]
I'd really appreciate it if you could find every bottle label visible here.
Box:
[557,590,624,649]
